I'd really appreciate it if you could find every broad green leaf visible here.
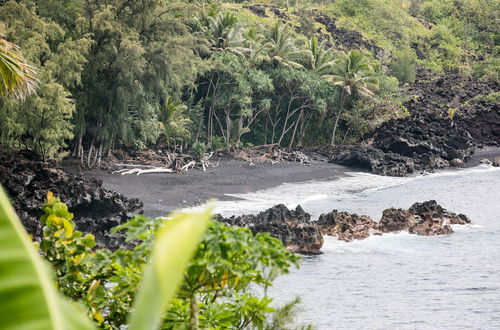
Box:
[0,185,96,330]
[128,207,212,330]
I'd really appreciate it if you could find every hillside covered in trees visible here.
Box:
[0,0,498,164]
[1,1,500,329]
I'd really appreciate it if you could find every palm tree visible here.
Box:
[262,21,304,69]
[206,12,249,56]
[324,50,379,146]
[160,97,190,148]
[244,27,267,66]
[0,38,37,99]
[301,37,336,76]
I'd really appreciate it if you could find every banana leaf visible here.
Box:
[0,185,96,330]
[128,208,211,330]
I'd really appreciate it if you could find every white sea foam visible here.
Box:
[185,164,500,217]
[208,171,411,216]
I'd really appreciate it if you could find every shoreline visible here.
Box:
[84,146,500,218]
[87,157,350,218]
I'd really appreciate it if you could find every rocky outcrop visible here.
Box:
[216,204,324,254]
[243,4,288,19]
[377,208,414,233]
[243,5,381,55]
[407,200,470,236]
[329,113,475,176]
[372,114,475,166]
[405,68,500,146]
[0,149,143,249]
[316,200,470,241]
[330,145,414,176]
[316,211,380,242]
[327,68,497,176]
[309,12,382,54]
[458,104,500,146]
[220,201,471,250]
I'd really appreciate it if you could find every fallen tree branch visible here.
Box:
[120,167,175,175]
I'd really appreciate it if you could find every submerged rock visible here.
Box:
[0,149,143,249]
[216,204,324,254]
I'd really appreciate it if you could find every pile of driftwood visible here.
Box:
[232,144,311,165]
[110,150,218,176]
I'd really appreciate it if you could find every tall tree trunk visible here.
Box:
[72,134,83,158]
[87,144,94,169]
[341,127,351,145]
[330,110,342,146]
[225,110,231,147]
[278,99,294,145]
[189,294,199,330]
[331,91,347,146]
[288,109,303,149]
[264,116,269,145]
[297,112,311,147]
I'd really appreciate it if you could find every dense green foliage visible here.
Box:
[37,193,302,329]
[0,0,497,161]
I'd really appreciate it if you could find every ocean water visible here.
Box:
[216,165,500,329]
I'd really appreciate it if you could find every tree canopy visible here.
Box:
[0,0,495,162]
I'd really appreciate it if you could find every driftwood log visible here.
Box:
[232,144,311,165]
[111,151,217,175]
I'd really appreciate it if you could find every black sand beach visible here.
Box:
[86,146,500,218]
[88,157,348,218]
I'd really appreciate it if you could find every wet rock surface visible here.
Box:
[216,204,324,254]
[0,149,143,249]
[316,210,380,241]
[407,200,470,236]
[316,200,470,241]
[218,201,470,250]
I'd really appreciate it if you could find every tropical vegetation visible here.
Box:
[1,1,498,328]
[0,186,212,330]
[0,188,303,329]
[1,0,495,163]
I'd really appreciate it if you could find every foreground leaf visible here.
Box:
[0,185,95,330]
[128,208,212,330]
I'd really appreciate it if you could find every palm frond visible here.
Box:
[0,38,38,99]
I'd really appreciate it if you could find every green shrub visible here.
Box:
[390,48,417,83]
[35,193,303,329]
[210,136,228,150]
[191,141,207,160]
